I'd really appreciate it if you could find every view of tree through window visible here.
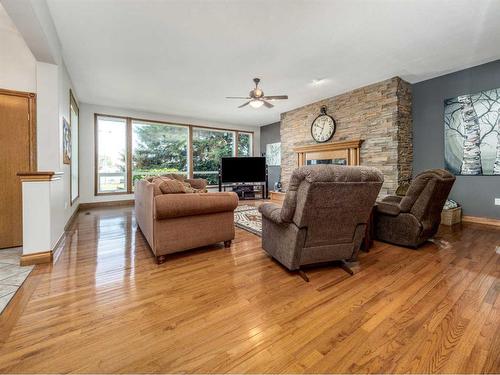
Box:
[96,116,127,193]
[193,128,234,185]
[238,132,252,156]
[132,121,188,187]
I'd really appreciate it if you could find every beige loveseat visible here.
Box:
[135,179,239,264]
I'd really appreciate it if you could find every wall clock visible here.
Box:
[311,106,336,143]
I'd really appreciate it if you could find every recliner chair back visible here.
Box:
[400,169,455,235]
[280,165,383,260]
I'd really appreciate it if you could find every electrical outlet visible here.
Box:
[495,198,500,206]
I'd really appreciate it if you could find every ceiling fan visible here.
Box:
[226,78,288,109]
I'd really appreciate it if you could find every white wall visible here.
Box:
[1,2,79,249]
[79,103,261,203]
[0,3,36,92]
[51,63,79,246]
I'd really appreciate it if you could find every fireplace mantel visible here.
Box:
[293,139,364,166]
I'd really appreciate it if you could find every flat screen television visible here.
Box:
[220,157,266,183]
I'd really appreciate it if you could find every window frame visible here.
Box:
[94,113,254,195]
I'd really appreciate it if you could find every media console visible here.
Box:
[219,182,268,200]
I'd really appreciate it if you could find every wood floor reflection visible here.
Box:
[0,205,498,373]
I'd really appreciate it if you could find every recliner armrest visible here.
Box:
[376,201,401,216]
[381,195,403,204]
[258,203,284,225]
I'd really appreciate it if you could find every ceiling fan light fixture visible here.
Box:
[249,99,264,108]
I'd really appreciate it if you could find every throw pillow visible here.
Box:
[150,176,171,195]
[159,179,187,194]
[182,181,207,193]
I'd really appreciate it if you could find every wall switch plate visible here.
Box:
[495,198,500,206]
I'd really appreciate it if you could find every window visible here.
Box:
[132,120,189,187]
[192,128,235,185]
[69,90,79,203]
[237,132,252,157]
[95,114,254,194]
[96,116,128,193]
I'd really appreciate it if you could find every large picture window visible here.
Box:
[94,114,253,194]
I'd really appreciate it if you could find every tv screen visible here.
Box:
[221,157,266,183]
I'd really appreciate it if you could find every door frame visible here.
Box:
[0,88,37,170]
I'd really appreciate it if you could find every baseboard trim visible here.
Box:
[20,250,52,266]
[462,215,500,227]
[64,204,80,231]
[79,199,135,210]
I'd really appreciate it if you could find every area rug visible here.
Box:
[0,248,34,314]
[234,205,262,236]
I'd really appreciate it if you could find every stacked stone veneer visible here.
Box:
[280,77,412,195]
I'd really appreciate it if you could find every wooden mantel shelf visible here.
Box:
[18,171,63,182]
[294,139,364,167]
[293,139,364,153]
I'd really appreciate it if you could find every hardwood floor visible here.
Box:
[0,205,498,373]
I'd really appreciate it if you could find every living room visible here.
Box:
[0,0,499,373]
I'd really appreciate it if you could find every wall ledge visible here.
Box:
[18,171,63,182]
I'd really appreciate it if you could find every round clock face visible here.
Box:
[311,114,336,143]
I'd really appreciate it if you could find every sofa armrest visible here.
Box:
[375,201,401,216]
[155,192,238,220]
[258,203,284,225]
[185,178,207,190]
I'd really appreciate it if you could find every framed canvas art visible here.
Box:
[265,142,281,166]
[63,117,71,165]
[444,87,500,175]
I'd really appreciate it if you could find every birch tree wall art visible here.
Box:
[444,87,500,175]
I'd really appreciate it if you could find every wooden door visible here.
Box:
[0,89,36,249]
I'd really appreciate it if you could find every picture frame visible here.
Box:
[265,142,281,166]
[63,117,71,165]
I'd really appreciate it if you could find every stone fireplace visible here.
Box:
[280,77,412,196]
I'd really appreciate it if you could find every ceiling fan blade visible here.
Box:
[238,101,251,108]
[263,100,274,108]
[262,95,288,100]
[226,96,251,99]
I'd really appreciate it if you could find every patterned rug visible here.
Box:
[234,205,262,236]
[0,247,34,315]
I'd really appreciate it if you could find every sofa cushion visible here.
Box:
[155,192,239,219]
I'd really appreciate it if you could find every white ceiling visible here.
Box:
[46,0,500,127]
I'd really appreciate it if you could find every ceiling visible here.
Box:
[46,0,500,127]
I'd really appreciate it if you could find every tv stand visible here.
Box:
[219,182,268,200]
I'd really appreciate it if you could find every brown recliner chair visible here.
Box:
[258,165,383,280]
[374,169,456,248]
